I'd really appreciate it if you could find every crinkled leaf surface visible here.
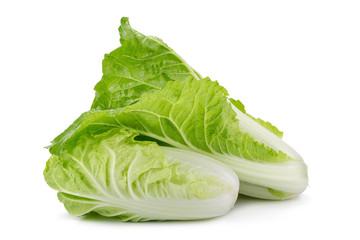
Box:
[52,78,289,163]
[49,77,307,194]
[229,98,283,138]
[45,128,238,221]
[91,18,284,142]
[91,17,200,110]
[116,77,290,162]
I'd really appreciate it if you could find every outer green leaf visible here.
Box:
[49,110,120,155]
[44,128,239,221]
[117,77,289,163]
[229,98,283,138]
[49,77,307,195]
[91,17,200,110]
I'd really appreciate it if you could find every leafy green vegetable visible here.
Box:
[92,17,200,110]
[50,77,307,197]
[45,128,239,221]
[46,17,308,205]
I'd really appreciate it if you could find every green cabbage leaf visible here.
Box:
[45,128,239,221]
[91,17,200,110]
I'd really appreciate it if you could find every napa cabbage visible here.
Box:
[48,18,307,200]
[44,128,239,221]
[44,17,308,223]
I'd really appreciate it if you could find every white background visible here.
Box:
[1,0,359,239]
